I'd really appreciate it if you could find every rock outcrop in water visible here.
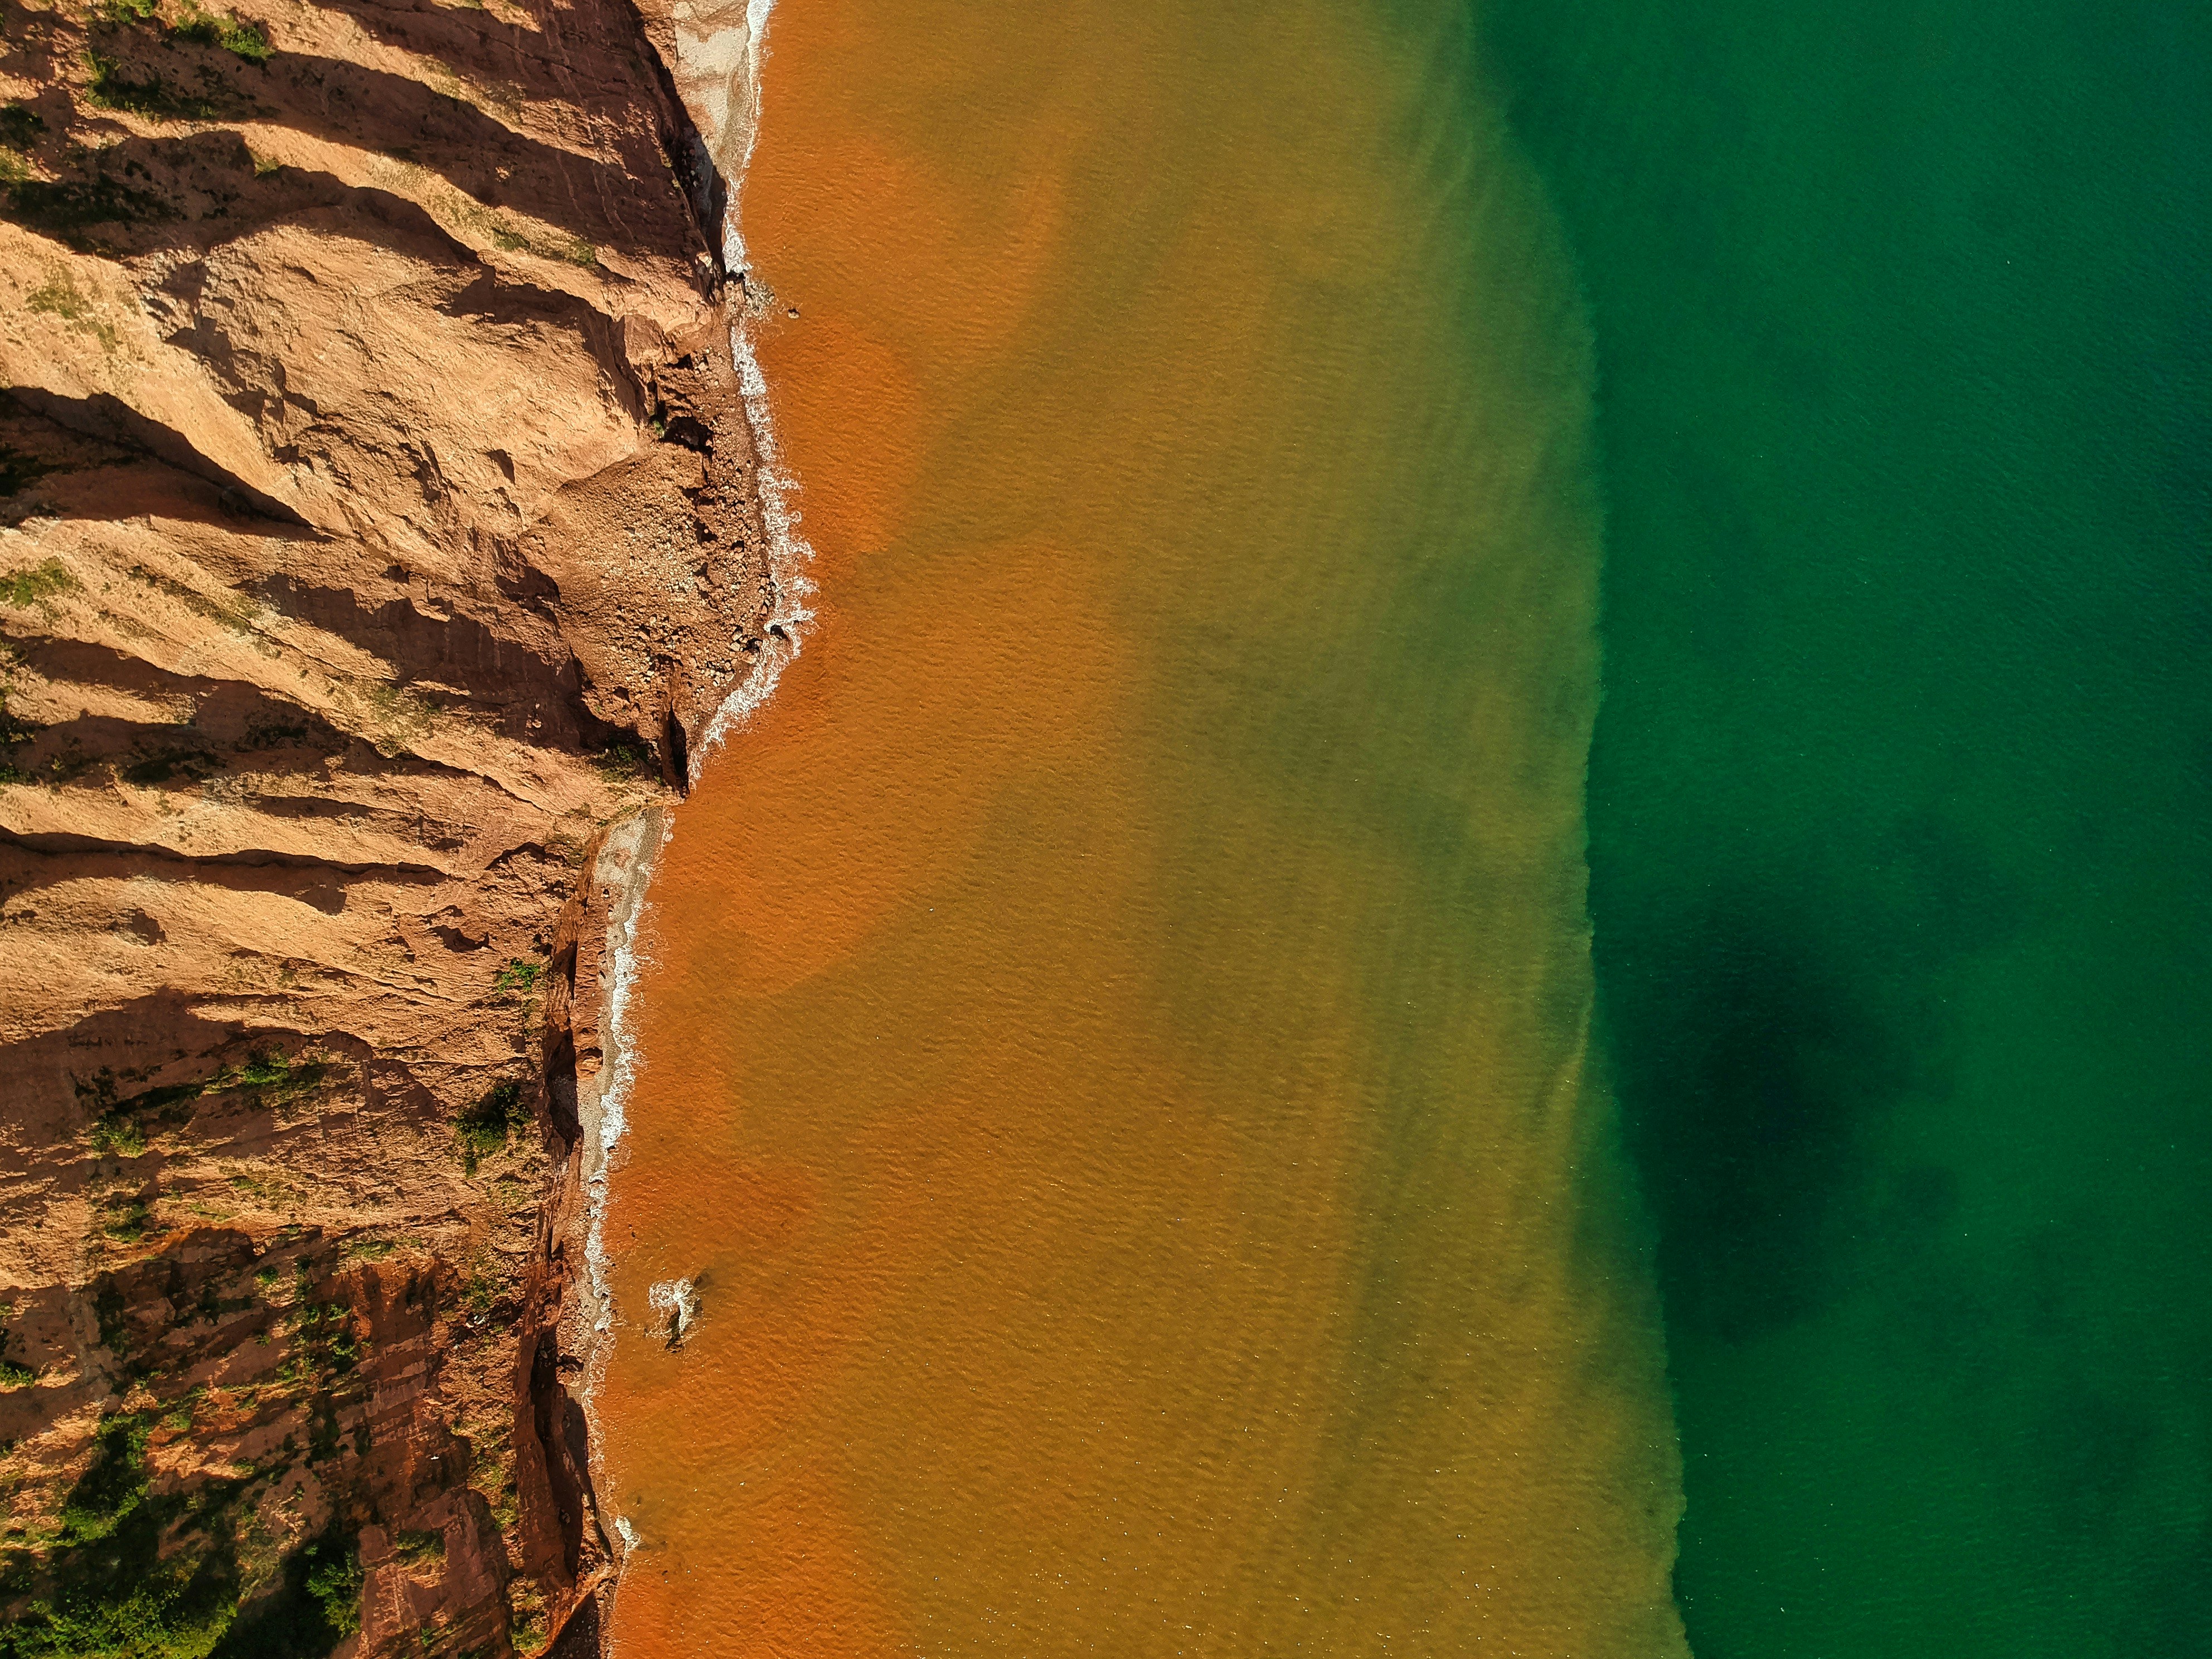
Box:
[0,0,756,1649]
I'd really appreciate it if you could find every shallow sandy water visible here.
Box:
[596,2,1685,1652]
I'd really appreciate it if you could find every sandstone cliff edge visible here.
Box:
[0,0,763,1650]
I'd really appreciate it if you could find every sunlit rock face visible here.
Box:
[0,0,774,1649]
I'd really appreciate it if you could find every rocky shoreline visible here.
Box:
[0,0,759,1650]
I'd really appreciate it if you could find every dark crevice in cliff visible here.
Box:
[0,825,447,885]
[660,702,689,795]
[3,388,312,526]
[618,23,730,285]
[0,27,677,263]
[260,574,629,755]
[527,1329,604,1579]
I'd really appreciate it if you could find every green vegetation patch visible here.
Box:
[490,957,541,997]
[98,1192,153,1245]
[240,1052,318,1099]
[200,1525,360,1656]
[13,173,174,235]
[172,9,270,64]
[363,681,435,756]
[81,1071,216,1161]
[0,106,43,188]
[83,52,221,123]
[300,1537,360,1637]
[0,1301,32,1391]
[456,1079,521,1175]
[2,1463,359,1659]
[591,741,655,782]
[0,691,41,748]
[58,1413,149,1546]
[461,1268,494,1318]
[278,1292,362,1390]
[1,558,75,610]
[27,274,91,321]
[94,0,273,64]
[200,1049,327,1113]
[87,1112,147,1158]
[4,1569,231,1659]
[508,1576,550,1656]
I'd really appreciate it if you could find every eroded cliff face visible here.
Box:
[0,0,758,1651]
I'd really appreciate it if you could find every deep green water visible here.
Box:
[1479,1,2212,1652]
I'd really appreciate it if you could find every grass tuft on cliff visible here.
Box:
[490,957,541,997]
[88,1111,148,1158]
[1,559,75,610]
[82,54,220,123]
[591,740,656,782]
[457,1079,521,1175]
[1,690,42,785]
[172,9,270,65]
[95,0,271,65]
[222,1051,316,1093]
[98,1193,154,1244]
[58,1415,150,1546]
[80,1053,323,1162]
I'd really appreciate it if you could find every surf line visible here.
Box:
[577,0,811,1590]
[675,0,816,770]
[681,0,818,768]
[584,0,807,1343]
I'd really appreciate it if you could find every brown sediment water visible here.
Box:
[596,0,1687,1652]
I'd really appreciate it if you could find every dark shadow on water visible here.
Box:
[1594,803,2023,1346]
[1598,889,1914,1345]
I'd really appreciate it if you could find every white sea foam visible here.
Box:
[580,810,666,1344]
[647,1275,702,1343]
[692,310,816,770]
[591,4,803,1612]
[585,0,805,1356]
[663,0,816,779]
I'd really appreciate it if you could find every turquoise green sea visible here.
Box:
[1482,0,2212,1651]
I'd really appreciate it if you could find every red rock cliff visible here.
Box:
[0,0,761,1651]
